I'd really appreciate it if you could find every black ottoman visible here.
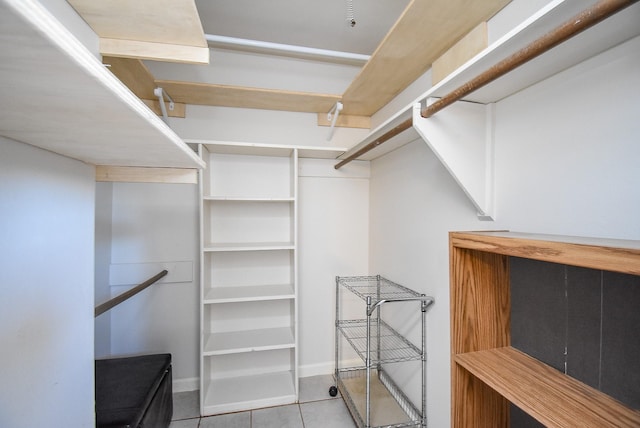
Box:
[95,353,173,428]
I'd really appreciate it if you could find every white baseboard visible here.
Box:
[175,359,361,391]
[172,376,199,393]
[299,359,361,378]
[299,361,334,378]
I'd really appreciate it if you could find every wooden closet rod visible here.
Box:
[94,269,168,317]
[335,0,637,170]
[334,118,413,169]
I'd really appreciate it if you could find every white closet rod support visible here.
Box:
[153,87,175,124]
[326,101,344,141]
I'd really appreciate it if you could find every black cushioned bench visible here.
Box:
[95,353,173,428]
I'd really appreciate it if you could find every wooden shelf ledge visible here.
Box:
[450,231,640,275]
[456,346,640,427]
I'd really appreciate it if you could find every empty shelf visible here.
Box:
[204,284,295,304]
[455,346,640,427]
[203,327,295,356]
[337,368,421,428]
[203,242,295,252]
[202,371,296,415]
[338,319,422,364]
[338,275,428,303]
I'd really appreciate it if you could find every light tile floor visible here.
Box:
[169,375,356,428]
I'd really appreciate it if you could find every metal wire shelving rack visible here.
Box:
[331,275,435,428]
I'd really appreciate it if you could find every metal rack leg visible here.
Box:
[421,296,427,428]
[334,277,340,386]
[366,295,372,428]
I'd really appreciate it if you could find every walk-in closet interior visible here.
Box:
[1,0,639,426]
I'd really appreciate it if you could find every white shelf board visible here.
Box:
[203,327,295,356]
[0,0,204,168]
[204,196,295,202]
[187,139,347,159]
[339,0,640,162]
[204,284,295,304]
[202,371,296,415]
[203,242,295,252]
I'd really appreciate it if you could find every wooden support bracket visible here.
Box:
[412,101,495,220]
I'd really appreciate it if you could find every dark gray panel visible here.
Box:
[566,266,602,389]
[510,257,567,371]
[601,271,640,409]
[510,404,544,428]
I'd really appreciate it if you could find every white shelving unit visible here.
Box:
[196,140,348,415]
[198,142,300,415]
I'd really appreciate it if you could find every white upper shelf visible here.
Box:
[339,0,640,162]
[0,0,204,169]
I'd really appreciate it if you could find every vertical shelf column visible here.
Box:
[198,143,299,416]
[449,241,510,427]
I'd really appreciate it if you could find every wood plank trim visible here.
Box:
[450,231,640,275]
[456,347,640,427]
[155,80,341,113]
[96,166,198,183]
[100,38,210,64]
[432,22,488,85]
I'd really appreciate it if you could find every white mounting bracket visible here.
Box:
[412,100,495,221]
[153,87,175,124]
[326,101,343,141]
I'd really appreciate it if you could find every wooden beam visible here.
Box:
[316,114,371,129]
[96,166,198,183]
[155,80,342,113]
[432,22,488,85]
[102,57,186,117]
[102,56,156,98]
[340,0,510,116]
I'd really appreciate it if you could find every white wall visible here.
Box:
[95,182,113,357]
[168,105,369,149]
[108,182,201,391]
[492,34,640,238]
[368,29,640,428]
[0,137,96,428]
[298,159,370,375]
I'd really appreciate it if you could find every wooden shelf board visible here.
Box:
[202,371,296,415]
[0,0,204,169]
[155,80,341,113]
[340,0,511,116]
[96,166,197,183]
[455,347,640,427]
[203,327,295,356]
[203,284,295,304]
[67,0,208,64]
[451,231,640,275]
